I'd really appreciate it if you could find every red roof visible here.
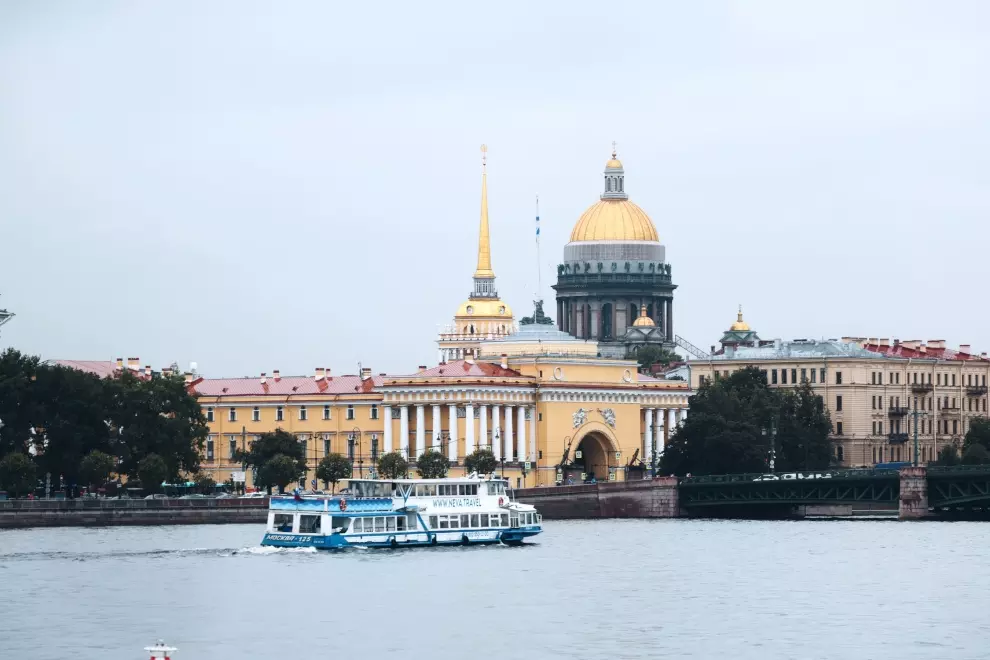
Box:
[403,360,522,379]
[193,374,384,397]
[864,343,988,362]
[55,360,152,379]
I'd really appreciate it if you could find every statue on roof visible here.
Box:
[520,300,554,325]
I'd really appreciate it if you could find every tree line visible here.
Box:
[0,349,208,496]
[932,417,990,466]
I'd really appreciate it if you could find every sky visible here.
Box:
[1,1,988,377]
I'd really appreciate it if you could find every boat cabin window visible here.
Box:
[350,481,392,498]
[486,482,506,495]
[470,514,480,527]
[299,514,321,534]
[480,513,489,527]
[274,513,293,533]
[413,484,438,497]
[398,516,408,531]
[331,516,350,532]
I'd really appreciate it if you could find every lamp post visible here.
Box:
[349,427,363,478]
[910,409,927,466]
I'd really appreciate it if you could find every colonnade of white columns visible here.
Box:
[642,407,687,466]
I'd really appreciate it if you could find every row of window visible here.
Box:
[768,368,833,386]
[413,482,503,497]
[867,418,966,437]
[870,395,988,412]
[708,368,989,390]
[205,433,381,461]
[207,404,377,423]
[428,513,511,529]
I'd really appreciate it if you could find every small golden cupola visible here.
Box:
[632,304,656,327]
[730,305,750,332]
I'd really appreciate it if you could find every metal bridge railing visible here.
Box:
[679,468,898,485]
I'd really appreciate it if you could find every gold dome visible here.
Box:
[632,304,655,327]
[606,157,623,169]
[455,299,513,319]
[730,305,750,332]
[569,199,659,242]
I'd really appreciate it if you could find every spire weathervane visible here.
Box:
[481,143,487,168]
[612,140,617,157]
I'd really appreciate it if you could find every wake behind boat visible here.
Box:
[260,475,542,549]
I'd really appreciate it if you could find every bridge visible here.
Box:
[515,465,990,519]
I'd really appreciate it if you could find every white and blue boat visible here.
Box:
[260,476,543,549]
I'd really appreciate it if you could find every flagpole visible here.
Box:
[535,194,541,301]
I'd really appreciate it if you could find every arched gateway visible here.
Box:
[570,421,620,483]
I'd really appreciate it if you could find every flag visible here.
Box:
[535,213,540,237]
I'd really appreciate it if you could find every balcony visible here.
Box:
[888,406,909,417]
[911,383,934,394]
[888,433,908,444]
[966,385,988,396]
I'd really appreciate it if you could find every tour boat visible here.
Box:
[260,475,543,549]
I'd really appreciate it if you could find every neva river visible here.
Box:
[2,520,989,660]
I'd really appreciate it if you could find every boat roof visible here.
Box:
[349,476,507,484]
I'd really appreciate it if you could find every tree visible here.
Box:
[377,451,409,479]
[661,367,832,476]
[933,444,961,466]
[316,453,352,493]
[233,429,307,494]
[416,449,450,479]
[0,452,36,497]
[257,454,304,494]
[194,473,217,494]
[464,448,498,476]
[963,417,990,452]
[636,346,679,373]
[961,443,990,465]
[79,450,116,492]
[137,454,168,493]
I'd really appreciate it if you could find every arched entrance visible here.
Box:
[573,431,617,483]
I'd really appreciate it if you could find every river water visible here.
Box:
[1,520,988,660]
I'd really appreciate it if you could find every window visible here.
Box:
[836,422,843,436]
[791,369,797,384]
[937,374,942,386]
[347,405,355,420]
[772,369,778,385]
[252,406,260,421]
[872,395,876,410]
[878,397,882,410]
[323,437,330,455]
[299,515,321,534]
[370,404,379,420]
[276,406,284,422]
[811,369,817,384]
[273,514,293,532]
[836,395,843,412]
[760,369,768,382]
[470,514,480,527]
[913,372,918,384]
[952,374,956,386]
[836,446,844,462]
[890,396,895,409]
[228,437,237,458]
[371,435,379,461]
[953,420,958,435]
[228,407,237,422]
[299,405,307,421]
[835,371,843,385]
[871,372,876,385]
[896,373,900,384]
[428,515,438,529]
[878,421,883,434]
[781,369,787,385]
[206,436,215,460]
[480,513,490,527]
[206,407,214,422]
[323,405,331,420]
[872,447,877,464]
[699,375,707,388]
[800,368,807,382]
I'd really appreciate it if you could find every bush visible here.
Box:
[416,449,450,479]
[377,452,409,480]
[464,448,497,476]
[316,453,352,493]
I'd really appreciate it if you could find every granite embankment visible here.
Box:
[0,498,268,529]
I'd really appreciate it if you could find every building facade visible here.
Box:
[689,313,990,468]
[553,149,676,357]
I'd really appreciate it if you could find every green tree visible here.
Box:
[933,444,961,466]
[661,367,832,476]
[464,448,498,475]
[961,443,990,465]
[316,453,352,493]
[194,473,217,494]
[635,346,680,373]
[963,417,990,452]
[257,454,304,494]
[137,453,168,493]
[377,451,409,479]
[79,450,116,492]
[416,448,450,479]
[233,429,307,494]
[0,452,36,497]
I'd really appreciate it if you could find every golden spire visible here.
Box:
[632,304,656,327]
[730,304,751,332]
[474,144,494,278]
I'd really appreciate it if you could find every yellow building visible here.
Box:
[191,147,692,490]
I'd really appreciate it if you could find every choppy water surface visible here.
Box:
[2,520,989,660]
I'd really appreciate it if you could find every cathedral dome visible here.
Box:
[730,306,750,332]
[569,199,659,242]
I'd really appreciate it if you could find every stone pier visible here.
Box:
[515,478,680,519]
[898,466,930,519]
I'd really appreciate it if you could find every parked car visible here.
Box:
[144,493,168,500]
[212,493,235,499]
[178,494,208,500]
[239,492,267,499]
[752,474,779,481]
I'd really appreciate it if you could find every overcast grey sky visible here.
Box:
[2,1,988,377]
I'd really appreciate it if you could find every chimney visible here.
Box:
[417,365,427,372]
[981,352,987,359]
[904,340,920,350]
[929,340,945,350]
[144,365,152,378]
[127,357,140,370]
[273,369,280,381]
[893,339,900,348]
[920,344,928,354]
[500,354,508,369]
[116,357,124,371]
[162,367,172,377]
[325,367,332,380]
[361,367,372,380]
[260,372,267,384]
[879,338,889,348]
[315,367,325,381]
[960,344,971,355]
[183,372,193,384]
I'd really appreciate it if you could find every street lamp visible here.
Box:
[348,427,363,478]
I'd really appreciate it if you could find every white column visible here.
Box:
[399,405,409,458]
[492,404,502,460]
[644,408,654,466]
[675,408,683,428]
[415,405,425,457]
[479,404,488,451]
[465,403,475,456]
[505,405,514,462]
[529,405,537,463]
[431,405,441,451]
[516,405,526,462]
[448,403,459,463]
[383,405,393,453]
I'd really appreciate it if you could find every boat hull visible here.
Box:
[261,526,542,549]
